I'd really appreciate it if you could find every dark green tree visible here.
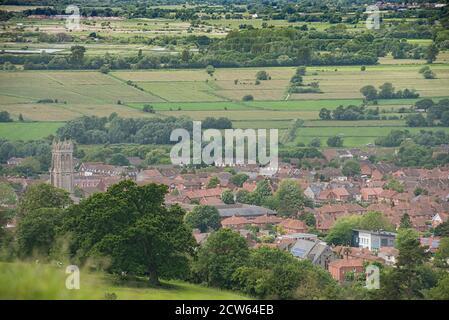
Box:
[207,176,220,189]
[319,108,332,120]
[192,229,249,289]
[229,173,249,187]
[360,85,378,101]
[17,183,72,219]
[327,135,344,147]
[274,179,306,217]
[342,160,361,177]
[184,205,221,233]
[399,213,413,229]
[16,208,63,258]
[70,45,86,67]
[426,44,439,64]
[221,190,235,204]
[63,180,195,285]
[108,153,130,166]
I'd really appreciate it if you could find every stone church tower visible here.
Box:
[50,139,74,194]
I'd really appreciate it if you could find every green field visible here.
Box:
[0,262,249,300]
[294,126,449,147]
[1,62,449,145]
[0,122,64,140]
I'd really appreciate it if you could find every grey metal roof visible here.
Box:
[216,204,277,217]
[290,239,316,259]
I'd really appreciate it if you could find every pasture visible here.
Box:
[0,122,64,140]
[1,62,448,145]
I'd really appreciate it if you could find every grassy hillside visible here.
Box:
[0,262,250,300]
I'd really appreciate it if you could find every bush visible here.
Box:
[242,95,254,101]
[0,111,13,123]
[255,70,269,80]
[327,135,344,147]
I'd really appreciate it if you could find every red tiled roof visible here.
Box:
[183,187,225,200]
[221,215,250,227]
[252,214,282,225]
[329,258,365,268]
[279,218,307,231]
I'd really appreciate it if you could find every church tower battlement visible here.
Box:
[50,139,74,194]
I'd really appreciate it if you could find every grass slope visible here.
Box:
[0,122,65,140]
[0,262,249,300]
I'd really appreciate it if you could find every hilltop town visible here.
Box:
[1,139,448,287]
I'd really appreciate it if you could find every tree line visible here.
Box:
[56,114,232,145]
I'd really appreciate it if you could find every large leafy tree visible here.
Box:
[426,44,439,64]
[252,179,273,205]
[63,180,196,285]
[325,212,393,246]
[17,183,72,218]
[70,45,86,67]
[0,182,16,206]
[342,160,361,177]
[434,237,449,269]
[360,85,378,101]
[192,228,249,289]
[379,228,432,299]
[229,173,249,187]
[221,190,235,204]
[358,211,394,232]
[399,213,413,229]
[425,273,449,300]
[274,179,307,217]
[325,215,360,246]
[434,221,449,237]
[16,208,63,258]
[184,205,221,233]
[233,247,340,299]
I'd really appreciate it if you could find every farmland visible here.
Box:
[1,62,449,145]
[1,2,449,147]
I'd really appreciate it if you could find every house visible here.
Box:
[432,212,448,228]
[371,170,384,181]
[378,189,397,204]
[251,214,282,227]
[221,215,250,229]
[199,196,224,206]
[181,187,225,203]
[241,181,258,192]
[352,229,396,251]
[304,183,327,200]
[290,239,335,269]
[361,187,383,202]
[377,247,399,266]
[328,258,365,283]
[315,168,345,181]
[136,169,163,182]
[337,149,354,160]
[317,188,350,202]
[333,246,384,264]
[192,230,210,245]
[278,219,307,234]
[420,237,441,253]
[78,162,127,177]
[315,203,367,232]
[6,157,25,166]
